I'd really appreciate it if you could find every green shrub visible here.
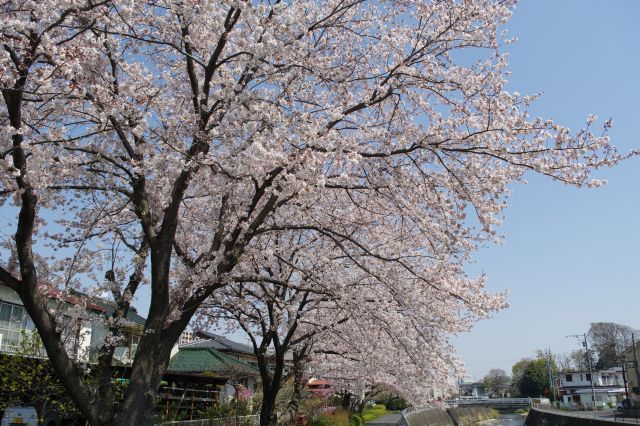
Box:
[350,414,364,426]
[381,397,408,411]
[362,404,387,422]
[488,408,500,419]
[307,414,334,426]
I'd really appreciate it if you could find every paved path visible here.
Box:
[532,406,640,424]
[365,413,402,425]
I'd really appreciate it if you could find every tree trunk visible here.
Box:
[286,349,307,420]
[259,392,278,426]
[341,392,351,410]
[113,314,183,425]
[258,351,285,426]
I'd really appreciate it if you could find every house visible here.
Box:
[1,284,101,362]
[0,283,144,364]
[555,368,627,408]
[162,344,260,413]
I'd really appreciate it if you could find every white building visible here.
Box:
[556,368,627,408]
[1,283,145,364]
[178,329,196,345]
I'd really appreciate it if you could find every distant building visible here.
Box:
[555,368,627,408]
[306,378,332,397]
[459,382,487,398]
[178,329,196,346]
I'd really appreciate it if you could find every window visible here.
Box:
[586,373,591,382]
[0,301,35,353]
[565,374,573,382]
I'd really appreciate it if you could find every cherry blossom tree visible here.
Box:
[0,0,625,424]
[200,231,354,425]
[202,231,486,424]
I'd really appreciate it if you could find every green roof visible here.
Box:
[167,347,259,376]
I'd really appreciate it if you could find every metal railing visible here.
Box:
[160,414,260,426]
[448,397,531,407]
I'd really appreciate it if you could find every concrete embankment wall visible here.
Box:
[525,408,615,425]
[448,407,496,425]
[405,407,454,426]
[404,406,495,426]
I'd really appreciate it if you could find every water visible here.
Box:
[480,413,526,426]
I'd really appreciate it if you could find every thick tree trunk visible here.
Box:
[113,294,190,426]
[259,392,278,426]
[114,352,169,425]
[286,349,307,420]
[258,349,286,426]
[341,392,351,410]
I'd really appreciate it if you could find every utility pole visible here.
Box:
[633,332,640,399]
[546,348,555,401]
[568,334,597,411]
[622,362,630,402]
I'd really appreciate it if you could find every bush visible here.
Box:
[300,398,328,420]
[362,404,387,422]
[383,398,408,411]
[307,414,334,426]
[350,414,364,426]
[488,408,500,419]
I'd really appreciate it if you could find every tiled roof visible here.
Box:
[189,331,255,355]
[167,347,259,376]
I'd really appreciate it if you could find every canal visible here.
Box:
[480,413,525,425]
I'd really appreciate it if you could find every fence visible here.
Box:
[160,414,260,426]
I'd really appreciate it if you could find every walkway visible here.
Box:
[365,413,403,425]
[532,406,640,424]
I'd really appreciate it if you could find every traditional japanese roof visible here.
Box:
[190,331,255,355]
[167,346,259,376]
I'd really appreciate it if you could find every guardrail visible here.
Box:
[448,398,531,407]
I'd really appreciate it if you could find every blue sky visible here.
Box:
[453,0,640,380]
